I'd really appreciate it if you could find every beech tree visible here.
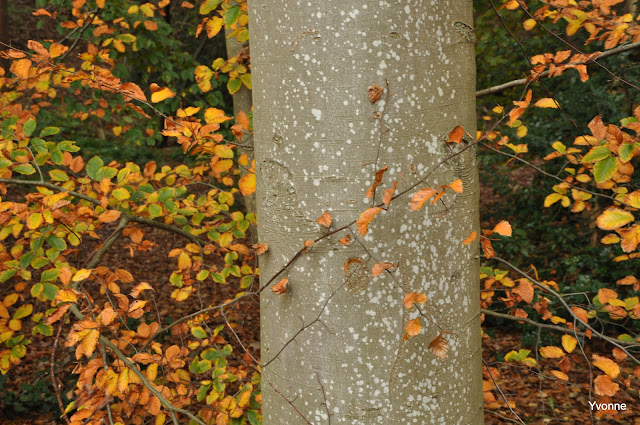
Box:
[249,1,483,423]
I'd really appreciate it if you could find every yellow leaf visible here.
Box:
[596,208,634,230]
[80,329,99,359]
[11,59,32,79]
[214,144,234,159]
[523,19,537,31]
[72,268,92,282]
[540,346,565,358]
[534,98,559,108]
[238,173,256,196]
[55,289,78,303]
[561,335,577,353]
[27,213,43,229]
[98,210,122,223]
[178,252,192,271]
[206,16,224,38]
[146,363,158,381]
[150,84,175,103]
[592,354,620,379]
[171,286,193,301]
[205,108,233,124]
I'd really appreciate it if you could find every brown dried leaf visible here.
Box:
[368,84,384,103]
[372,262,394,277]
[271,278,288,295]
[429,333,449,358]
[316,211,332,228]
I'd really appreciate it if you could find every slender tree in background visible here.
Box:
[250,1,483,423]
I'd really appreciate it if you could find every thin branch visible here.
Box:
[476,41,640,97]
[51,318,71,425]
[264,376,314,425]
[482,358,526,425]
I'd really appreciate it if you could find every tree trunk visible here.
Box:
[249,1,483,424]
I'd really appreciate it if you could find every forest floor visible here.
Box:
[1,224,638,425]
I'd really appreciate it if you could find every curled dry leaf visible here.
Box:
[366,166,388,199]
[448,126,464,144]
[404,318,422,339]
[338,235,352,246]
[271,278,288,295]
[382,181,397,206]
[410,188,438,210]
[592,354,620,379]
[597,288,618,304]
[462,231,477,245]
[253,243,269,256]
[429,333,449,359]
[356,207,382,236]
[512,279,534,304]
[372,262,394,277]
[368,84,384,103]
[316,211,332,228]
[403,292,428,309]
[481,237,495,259]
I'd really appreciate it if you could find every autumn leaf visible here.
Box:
[594,375,620,397]
[79,329,100,359]
[98,210,122,223]
[55,289,79,303]
[11,59,32,79]
[119,82,147,102]
[205,108,233,124]
[571,306,589,324]
[448,126,464,144]
[551,370,568,381]
[356,207,382,236]
[368,84,384,103]
[561,335,577,353]
[271,278,288,295]
[410,188,438,210]
[237,173,255,195]
[150,83,175,103]
[252,243,269,255]
[596,208,634,230]
[592,354,620,379]
[382,181,397,206]
[512,279,534,304]
[540,346,565,359]
[493,220,512,236]
[130,282,154,298]
[597,288,618,305]
[481,237,495,259]
[447,179,463,193]
[462,231,477,245]
[366,166,388,199]
[429,333,449,359]
[372,262,394,277]
[403,292,428,309]
[316,211,332,228]
[534,98,559,108]
[404,318,421,339]
[338,235,352,246]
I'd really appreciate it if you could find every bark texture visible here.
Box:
[249,1,483,423]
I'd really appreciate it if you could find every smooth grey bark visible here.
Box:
[249,1,483,424]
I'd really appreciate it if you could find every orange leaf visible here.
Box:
[462,231,477,245]
[481,237,495,259]
[368,84,384,103]
[592,354,620,379]
[571,306,589,324]
[130,282,154,298]
[404,318,421,338]
[98,210,122,223]
[338,235,352,246]
[410,188,438,210]
[382,181,397,206]
[238,173,256,195]
[372,262,394,277]
[428,333,449,359]
[447,179,463,193]
[551,370,569,381]
[540,346,565,359]
[11,59,32,79]
[598,288,618,305]
[271,278,288,295]
[252,243,269,255]
[316,211,332,228]
[356,207,382,236]
[366,166,388,199]
[150,83,175,103]
[79,329,99,359]
[237,111,250,130]
[493,220,512,236]
[512,279,534,304]
[448,126,464,144]
[594,375,620,397]
[403,292,428,309]
[119,82,147,102]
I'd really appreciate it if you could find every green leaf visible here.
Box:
[13,304,33,320]
[582,146,610,163]
[42,283,59,300]
[240,275,253,289]
[13,164,36,175]
[191,326,207,339]
[112,188,130,201]
[247,410,262,425]
[0,269,17,282]
[49,169,69,181]
[34,323,53,336]
[240,73,252,90]
[593,156,617,183]
[190,357,212,374]
[46,235,67,251]
[39,127,60,137]
[86,156,104,180]
[620,116,638,126]
[227,78,242,95]
[41,268,60,282]
[224,5,241,26]
[95,166,117,181]
[23,119,36,137]
[148,204,162,219]
[619,143,634,163]
[31,282,43,297]
[211,272,225,284]
[199,0,221,14]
